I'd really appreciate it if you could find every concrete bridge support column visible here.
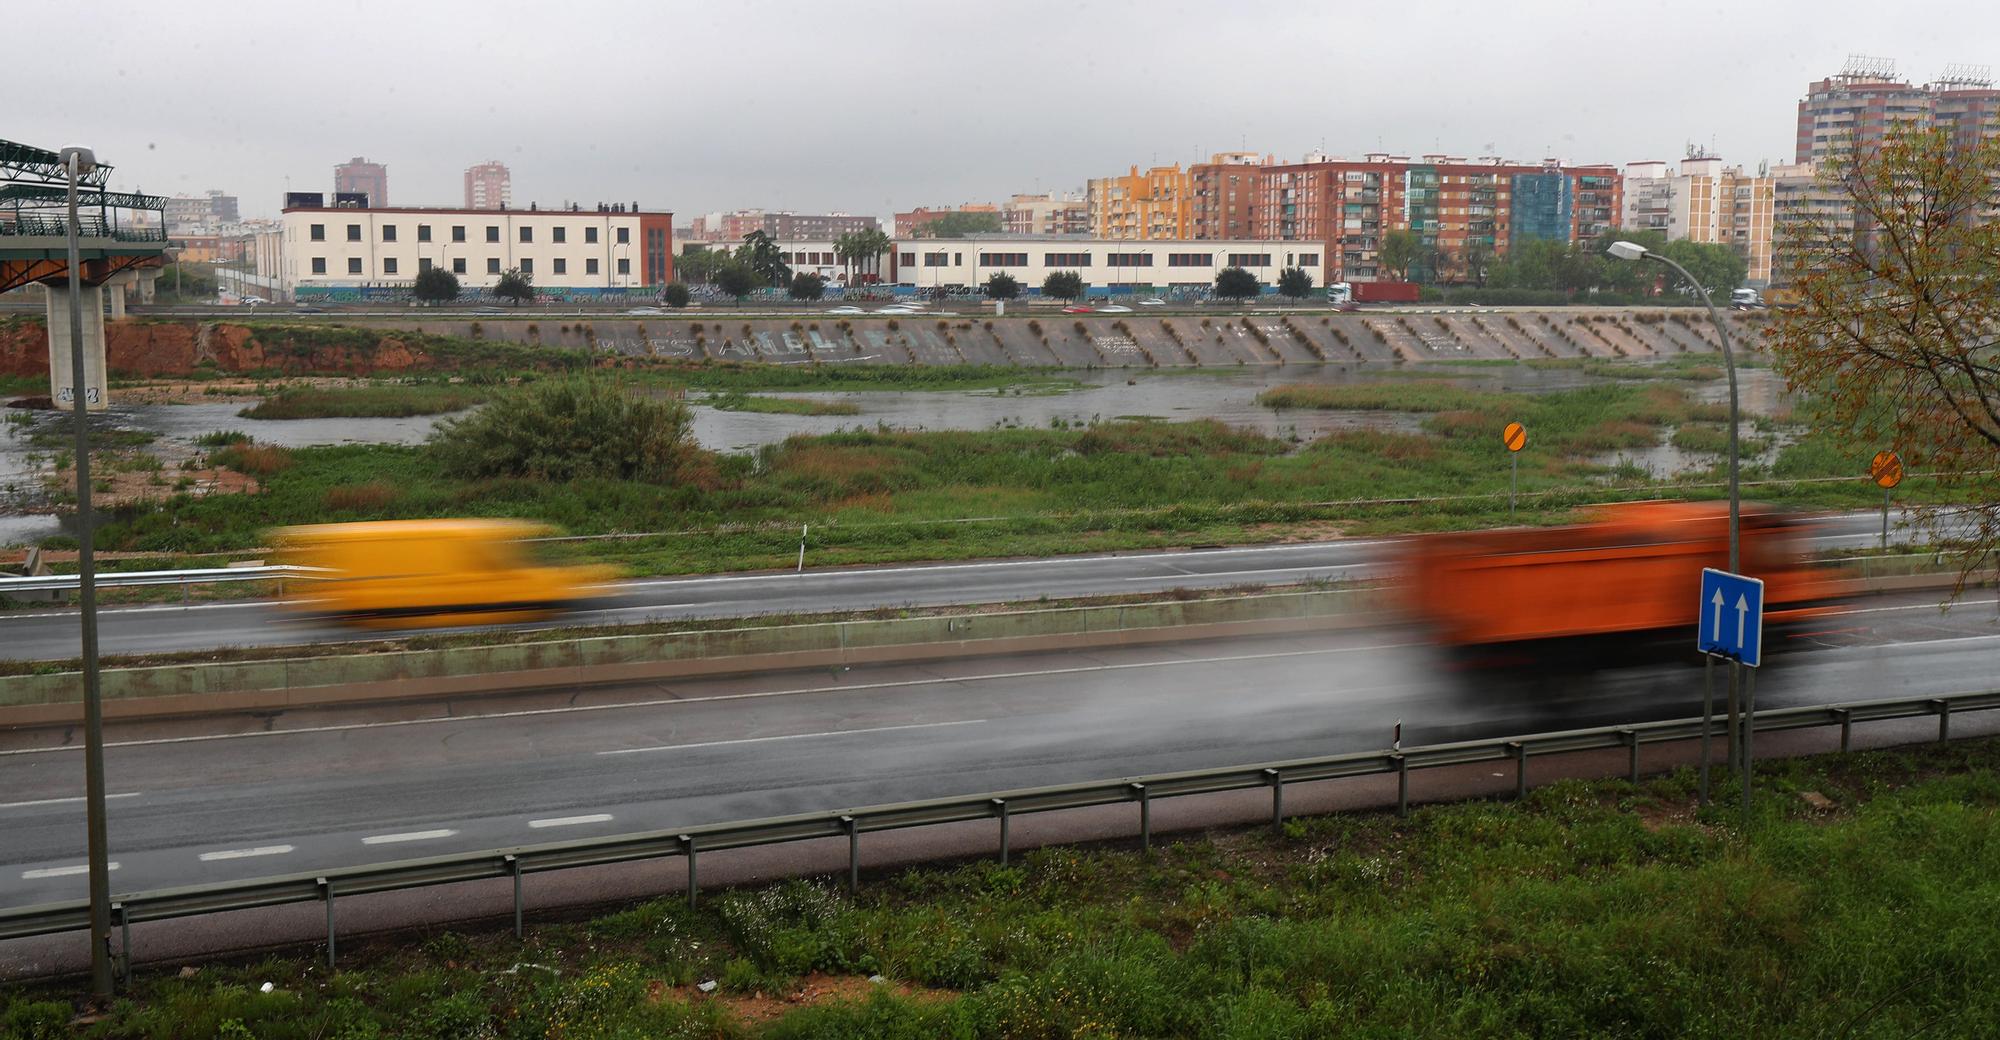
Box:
[135,269,160,304]
[105,277,128,320]
[44,283,110,410]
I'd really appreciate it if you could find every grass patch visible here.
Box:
[705,391,862,416]
[15,738,2000,1037]
[237,383,489,419]
[70,380,1896,572]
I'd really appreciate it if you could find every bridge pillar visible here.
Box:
[44,283,110,410]
[104,275,128,320]
[135,269,159,304]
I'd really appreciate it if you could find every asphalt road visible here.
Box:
[2,585,1994,911]
[0,509,1948,662]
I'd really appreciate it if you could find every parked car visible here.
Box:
[1060,305,1093,314]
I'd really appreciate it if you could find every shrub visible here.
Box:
[662,282,691,308]
[211,442,292,477]
[323,480,400,512]
[428,376,698,483]
[194,430,251,448]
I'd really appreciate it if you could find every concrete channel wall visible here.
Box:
[344,310,1767,368]
[0,588,1384,726]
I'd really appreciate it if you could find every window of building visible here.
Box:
[585,227,599,244]
[452,257,467,275]
[485,226,500,243]
[1298,253,1319,267]
[347,257,362,274]
[586,258,599,275]
[346,224,361,242]
[923,252,949,267]
[519,258,533,275]
[309,224,325,242]
[1108,253,1154,268]
[899,252,916,267]
[1227,253,1272,267]
[487,258,501,274]
[978,252,1027,266]
[553,226,566,243]
[553,258,566,275]
[417,224,431,243]
[452,225,466,242]
[520,226,533,243]
[383,257,398,275]
[1043,252,1092,267]
[382,225,397,242]
[617,257,630,274]
[311,257,326,274]
[419,258,433,272]
[616,227,629,244]
[1167,253,1213,267]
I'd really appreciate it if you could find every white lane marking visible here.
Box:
[0,643,1416,757]
[360,829,458,845]
[198,844,295,861]
[22,862,118,879]
[599,719,987,756]
[1124,564,1368,582]
[616,540,1395,589]
[527,813,614,829]
[0,792,140,811]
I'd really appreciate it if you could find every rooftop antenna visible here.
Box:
[1932,62,1994,89]
[1838,54,1899,83]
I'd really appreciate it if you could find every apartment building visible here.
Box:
[1086,165,1192,239]
[333,157,389,207]
[1001,193,1088,236]
[279,196,671,293]
[1622,156,1776,285]
[463,161,512,210]
[1181,151,1620,281]
[1797,56,2000,162]
[688,210,882,242]
[893,204,998,238]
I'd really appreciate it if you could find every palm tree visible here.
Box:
[852,228,892,284]
[833,231,860,287]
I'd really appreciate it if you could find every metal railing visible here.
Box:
[0,214,166,242]
[0,564,316,597]
[3,687,1995,970]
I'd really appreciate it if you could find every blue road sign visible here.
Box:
[1698,568,1765,667]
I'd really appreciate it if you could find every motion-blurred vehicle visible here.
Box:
[825,305,865,315]
[1138,298,1166,307]
[1730,288,1763,310]
[1399,501,1852,667]
[1096,304,1133,313]
[1327,281,1421,305]
[1060,305,1093,313]
[273,519,618,628]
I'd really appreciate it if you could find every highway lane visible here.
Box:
[0,508,1952,661]
[2,587,1993,909]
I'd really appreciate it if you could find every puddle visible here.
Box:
[114,402,469,448]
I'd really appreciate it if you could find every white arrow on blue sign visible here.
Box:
[1698,568,1765,667]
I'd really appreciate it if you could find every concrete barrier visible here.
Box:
[0,587,1386,726]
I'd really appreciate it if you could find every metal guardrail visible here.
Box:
[0,565,316,596]
[3,687,1995,969]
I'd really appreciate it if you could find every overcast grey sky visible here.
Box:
[16,0,1999,221]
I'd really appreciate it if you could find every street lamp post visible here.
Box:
[1607,239,1746,810]
[62,145,116,998]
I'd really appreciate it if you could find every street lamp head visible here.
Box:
[60,147,99,175]
[1606,240,1649,262]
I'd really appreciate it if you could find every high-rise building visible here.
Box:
[463,161,511,210]
[1087,165,1192,239]
[333,157,389,207]
[1622,155,1776,285]
[1796,56,2000,163]
[162,190,242,233]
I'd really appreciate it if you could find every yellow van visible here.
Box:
[273,519,618,628]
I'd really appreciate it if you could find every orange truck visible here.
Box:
[1400,502,1852,661]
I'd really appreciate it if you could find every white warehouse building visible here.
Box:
[279,196,673,298]
[684,236,1326,293]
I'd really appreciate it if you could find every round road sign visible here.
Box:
[1871,450,1903,489]
[1503,422,1526,453]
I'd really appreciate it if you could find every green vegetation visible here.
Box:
[237,384,489,419]
[429,377,698,483]
[1214,265,1261,301]
[12,738,2000,1038]
[1041,270,1084,301]
[411,265,460,306]
[705,391,860,416]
